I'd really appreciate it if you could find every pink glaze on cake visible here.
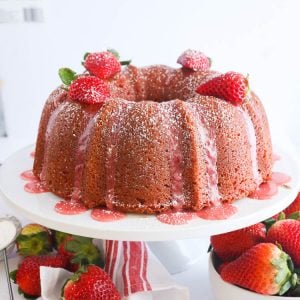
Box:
[20,170,37,181]
[249,181,278,200]
[24,181,48,193]
[54,200,88,215]
[91,208,126,222]
[186,102,219,203]
[272,153,281,163]
[161,102,185,209]
[196,203,237,220]
[156,211,197,225]
[237,107,261,185]
[271,172,291,186]
[72,108,101,202]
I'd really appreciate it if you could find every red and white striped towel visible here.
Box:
[104,240,189,300]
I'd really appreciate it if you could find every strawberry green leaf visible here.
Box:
[287,211,300,220]
[120,60,131,66]
[291,273,298,287]
[294,267,300,275]
[207,244,212,253]
[107,48,120,60]
[9,269,17,283]
[59,68,77,86]
[279,280,291,295]
[263,217,276,231]
[83,52,90,61]
[287,255,295,272]
[278,212,286,220]
[17,287,36,299]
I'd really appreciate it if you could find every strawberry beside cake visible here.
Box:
[33,49,272,214]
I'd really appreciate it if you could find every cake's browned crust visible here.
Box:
[33,65,273,214]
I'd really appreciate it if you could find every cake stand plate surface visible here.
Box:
[0,145,299,241]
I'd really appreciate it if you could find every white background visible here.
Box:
[0,0,300,160]
[0,1,299,299]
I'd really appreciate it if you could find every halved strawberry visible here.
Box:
[196,71,249,105]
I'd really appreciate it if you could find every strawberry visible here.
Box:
[16,223,53,257]
[210,223,266,261]
[196,71,249,105]
[10,254,68,298]
[84,51,122,79]
[177,49,211,71]
[62,265,120,300]
[220,243,296,295]
[267,219,300,267]
[58,235,103,272]
[284,192,300,217]
[68,76,110,104]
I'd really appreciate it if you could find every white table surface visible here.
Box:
[0,195,216,300]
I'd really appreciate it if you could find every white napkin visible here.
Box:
[37,267,72,300]
[38,241,189,300]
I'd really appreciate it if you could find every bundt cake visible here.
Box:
[33,49,273,214]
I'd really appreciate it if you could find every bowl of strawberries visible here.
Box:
[209,192,300,299]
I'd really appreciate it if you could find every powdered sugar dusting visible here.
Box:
[177,49,210,71]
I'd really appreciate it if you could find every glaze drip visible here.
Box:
[186,102,219,203]
[40,102,69,183]
[72,109,100,201]
[105,102,134,210]
[237,107,262,185]
[161,101,185,209]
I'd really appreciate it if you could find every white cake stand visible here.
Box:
[0,145,299,241]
